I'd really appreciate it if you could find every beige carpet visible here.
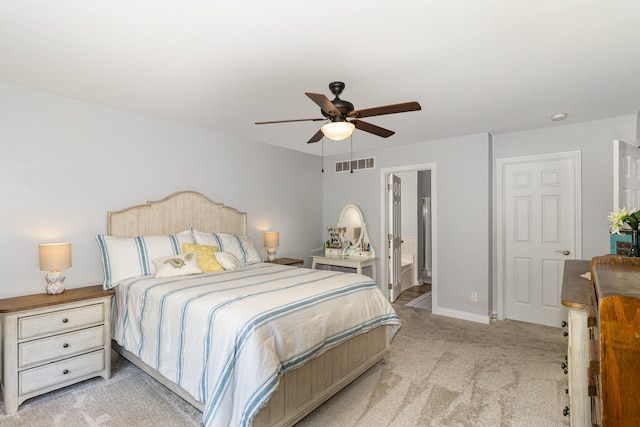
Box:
[299,306,569,426]
[0,306,569,426]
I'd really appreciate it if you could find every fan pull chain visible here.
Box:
[321,138,324,173]
[350,135,354,174]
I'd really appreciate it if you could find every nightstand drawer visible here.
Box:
[19,349,105,396]
[19,325,105,368]
[19,303,104,340]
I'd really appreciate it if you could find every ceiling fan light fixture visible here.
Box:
[321,121,355,141]
[255,81,421,144]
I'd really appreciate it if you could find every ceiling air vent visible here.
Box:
[335,157,375,173]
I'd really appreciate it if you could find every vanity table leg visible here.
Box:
[372,263,377,282]
[311,259,317,270]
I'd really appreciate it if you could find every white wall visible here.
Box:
[492,115,636,257]
[491,115,637,313]
[0,83,323,298]
[323,133,492,321]
[323,115,637,323]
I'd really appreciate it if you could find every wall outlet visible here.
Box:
[470,291,478,302]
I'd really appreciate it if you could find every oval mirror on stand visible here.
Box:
[339,204,364,249]
[324,204,375,258]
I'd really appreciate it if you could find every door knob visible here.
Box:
[556,250,570,256]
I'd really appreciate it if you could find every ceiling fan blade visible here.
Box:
[305,92,341,117]
[352,120,395,138]
[255,117,325,125]
[349,101,421,119]
[307,129,325,144]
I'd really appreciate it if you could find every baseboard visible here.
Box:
[432,306,490,324]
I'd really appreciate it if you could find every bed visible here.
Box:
[100,191,400,427]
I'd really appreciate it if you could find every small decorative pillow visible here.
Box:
[214,252,243,271]
[182,243,224,272]
[153,252,202,278]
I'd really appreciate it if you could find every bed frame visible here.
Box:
[107,191,390,427]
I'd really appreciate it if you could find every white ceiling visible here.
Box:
[2,1,640,156]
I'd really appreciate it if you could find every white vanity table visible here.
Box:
[310,255,378,281]
[312,204,377,281]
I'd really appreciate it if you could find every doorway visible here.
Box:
[496,151,581,327]
[380,163,437,311]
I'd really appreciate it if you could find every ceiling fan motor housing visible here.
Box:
[328,81,346,96]
[323,81,354,120]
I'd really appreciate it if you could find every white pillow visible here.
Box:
[153,252,202,278]
[214,252,242,270]
[96,232,194,289]
[236,235,262,264]
[191,229,262,264]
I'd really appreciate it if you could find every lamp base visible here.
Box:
[267,248,277,262]
[45,270,66,294]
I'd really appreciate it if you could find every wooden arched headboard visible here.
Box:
[107,191,247,237]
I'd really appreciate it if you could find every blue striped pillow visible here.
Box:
[96,232,194,289]
[190,229,262,264]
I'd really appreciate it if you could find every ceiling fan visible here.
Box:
[255,81,421,144]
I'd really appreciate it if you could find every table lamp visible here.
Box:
[264,232,279,262]
[39,242,71,294]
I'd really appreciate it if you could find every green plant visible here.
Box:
[608,207,640,234]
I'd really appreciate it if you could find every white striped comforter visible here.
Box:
[112,262,400,427]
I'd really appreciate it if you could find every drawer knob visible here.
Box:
[62,318,69,323]
[563,406,570,416]
[561,321,568,328]
[63,343,69,348]
[63,369,69,375]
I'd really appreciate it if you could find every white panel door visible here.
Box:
[499,153,579,327]
[613,139,640,210]
[388,174,402,302]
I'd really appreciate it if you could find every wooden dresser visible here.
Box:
[590,256,640,426]
[0,285,114,414]
[562,256,640,426]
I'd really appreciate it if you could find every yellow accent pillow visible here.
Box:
[182,244,224,272]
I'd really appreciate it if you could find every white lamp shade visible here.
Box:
[39,242,72,271]
[321,121,355,141]
[264,232,279,248]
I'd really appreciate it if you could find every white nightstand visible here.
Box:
[0,285,114,414]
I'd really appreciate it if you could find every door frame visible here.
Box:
[379,163,437,310]
[388,173,402,302]
[613,139,640,211]
[495,150,582,321]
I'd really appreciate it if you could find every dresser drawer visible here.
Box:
[18,303,104,340]
[19,325,104,368]
[19,349,105,396]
